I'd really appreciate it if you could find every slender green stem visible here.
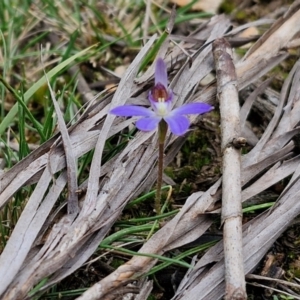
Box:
[155,119,168,214]
[155,141,164,213]
[0,76,45,140]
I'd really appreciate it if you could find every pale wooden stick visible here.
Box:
[213,38,246,300]
[142,0,151,45]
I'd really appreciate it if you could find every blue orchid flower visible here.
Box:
[110,58,213,135]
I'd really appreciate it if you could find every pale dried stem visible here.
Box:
[142,0,151,45]
[213,38,246,299]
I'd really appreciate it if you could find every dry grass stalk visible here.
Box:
[213,38,246,299]
[45,71,79,215]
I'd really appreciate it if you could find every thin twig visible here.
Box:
[142,0,151,45]
[247,274,300,290]
[213,38,246,299]
[247,282,300,300]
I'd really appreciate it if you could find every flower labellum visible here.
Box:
[110,58,213,135]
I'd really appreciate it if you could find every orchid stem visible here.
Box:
[155,119,168,214]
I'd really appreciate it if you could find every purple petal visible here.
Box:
[171,103,213,116]
[164,114,190,136]
[136,117,161,131]
[110,105,154,117]
[155,58,168,87]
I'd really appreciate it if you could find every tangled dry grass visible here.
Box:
[1,1,300,299]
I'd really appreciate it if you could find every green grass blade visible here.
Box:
[242,202,274,213]
[100,224,159,246]
[42,103,55,140]
[146,241,217,276]
[17,97,30,160]
[138,31,168,73]
[0,76,45,140]
[27,278,48,297]
[0,44,96,136]
[116,210,178,225]
[126,185,171,208]
[100,245,192,269]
